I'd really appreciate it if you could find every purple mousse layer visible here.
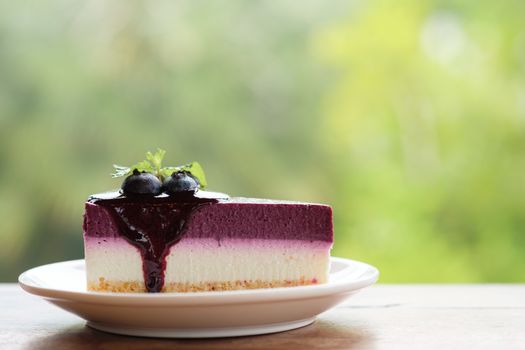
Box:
[84,197,333,242]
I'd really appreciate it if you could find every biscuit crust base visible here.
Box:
[88,276,320,293]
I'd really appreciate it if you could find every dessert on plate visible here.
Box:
[83,149,333,293]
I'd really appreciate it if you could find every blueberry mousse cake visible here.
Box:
[83,149,333,293]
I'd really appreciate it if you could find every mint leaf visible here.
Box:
[111,165,131,178]
[146,148,166,176]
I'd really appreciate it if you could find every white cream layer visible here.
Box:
[84,237,331,285]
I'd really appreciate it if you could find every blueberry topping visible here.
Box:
[121,170,162,196]
[163,171,199,195]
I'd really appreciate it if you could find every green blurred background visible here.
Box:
[1,0,524,282]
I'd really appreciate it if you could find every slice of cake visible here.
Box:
[82,150,333,293]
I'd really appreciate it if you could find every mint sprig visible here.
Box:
[111,148,207,188]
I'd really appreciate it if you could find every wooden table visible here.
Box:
[1,284,524,349]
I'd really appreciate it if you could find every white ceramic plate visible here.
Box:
[19,257,378,338]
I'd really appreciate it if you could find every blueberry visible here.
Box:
[163,171,199,195]
[121,170,162,196]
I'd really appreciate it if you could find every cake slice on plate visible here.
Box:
[82,150,333,293]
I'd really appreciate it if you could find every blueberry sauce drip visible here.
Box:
[89,192,218,292]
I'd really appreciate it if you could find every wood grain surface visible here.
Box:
[1,284,524,349]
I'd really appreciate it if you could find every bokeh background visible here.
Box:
[1,0,525,282]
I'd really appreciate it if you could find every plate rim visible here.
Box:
[19,257,379,305]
